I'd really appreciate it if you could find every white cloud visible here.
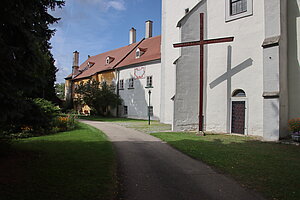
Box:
[105,0,126,11]
[76,0,126,11]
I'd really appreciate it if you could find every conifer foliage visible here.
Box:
[0,0,64,131]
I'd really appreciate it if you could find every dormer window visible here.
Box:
[136,49,141,58]
[106,56,115,64]
[135,48,147,59]
[87,61,95,68]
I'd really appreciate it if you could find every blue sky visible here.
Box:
[50,0,162,83]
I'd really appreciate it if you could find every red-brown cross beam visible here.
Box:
[173,13,234,132]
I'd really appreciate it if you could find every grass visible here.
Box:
[0,123,116,200]
[151,132,300,200]
[80,115,171,134]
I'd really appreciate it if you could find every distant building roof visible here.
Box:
[66,35,161,81]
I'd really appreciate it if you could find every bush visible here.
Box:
[288,118,300,133]
[53,115,78,132]
[13,98,60,136]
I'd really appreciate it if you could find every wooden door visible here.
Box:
[231,101,246,134]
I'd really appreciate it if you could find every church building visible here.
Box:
[161,0,300,141]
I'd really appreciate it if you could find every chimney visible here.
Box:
[129,27,136,44]
[72,51,79,78]
[145,20,153,39]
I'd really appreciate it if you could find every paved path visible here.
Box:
[82,120,264,200]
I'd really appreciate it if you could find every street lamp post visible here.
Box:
[148,90,151,125]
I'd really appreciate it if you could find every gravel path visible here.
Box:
[81,120,264,200]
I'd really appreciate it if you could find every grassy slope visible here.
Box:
[0,123,116,200]
[151,132,300,200]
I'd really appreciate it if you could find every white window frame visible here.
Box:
[119,79,124,90]
[225,0,253,22]
[106,57,110,64]
[136,48,141,58]
[146,76,153,88]
[128,78,134,89]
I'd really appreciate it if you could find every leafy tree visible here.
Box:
[55,83,65,100]
[75,80,122,116]
[0,0,64,132]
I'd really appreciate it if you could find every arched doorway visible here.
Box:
[230,89,247,135]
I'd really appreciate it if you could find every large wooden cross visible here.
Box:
[173,13,234,132]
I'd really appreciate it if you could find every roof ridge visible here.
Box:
[112,38,145,69]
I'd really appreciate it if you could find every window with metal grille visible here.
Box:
[146,76,152,87]
[119,79,124,90]
[225,0,252,22]
[128,78,134,89]
[230,0,247,16]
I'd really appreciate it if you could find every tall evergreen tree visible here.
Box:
[0,0,64,130]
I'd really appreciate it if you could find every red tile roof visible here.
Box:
[115,36,161,69]
[66,35,161,80]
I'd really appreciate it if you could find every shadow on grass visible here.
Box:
[0,127,116,200]
[2,128,299,200]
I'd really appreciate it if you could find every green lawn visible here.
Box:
[151,132,300,200]
[0,123,116,200]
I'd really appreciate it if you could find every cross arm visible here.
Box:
[173,40,201,48]
[173,37,234,48]
[202,37,234,45]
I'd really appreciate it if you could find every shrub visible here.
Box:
[53,114,78,132]
[288,118,300,133]
[16,98,60,136]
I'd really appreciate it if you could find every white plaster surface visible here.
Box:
[172,0,264,136]
[162,0,298,140]
[288,0,300,120]
[173,2,206,131]
[118,61,161,120]
[161,0,201,125]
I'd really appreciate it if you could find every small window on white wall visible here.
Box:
[128,78,134,89]
[225,0,253,22]
[146,76,153,88]
[148,106,153,116]
[119,79,124,90]
[124,106,128,115]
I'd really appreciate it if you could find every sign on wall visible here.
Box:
[134,67,146,79]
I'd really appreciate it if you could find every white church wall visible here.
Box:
[288,0,300,120]
[205,0,265,136]
[161,0,201,126]
[118,61,161,120]
[262,0,288,140]
[173,2,207,131]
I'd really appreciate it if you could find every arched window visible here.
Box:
[232,89,246,97]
